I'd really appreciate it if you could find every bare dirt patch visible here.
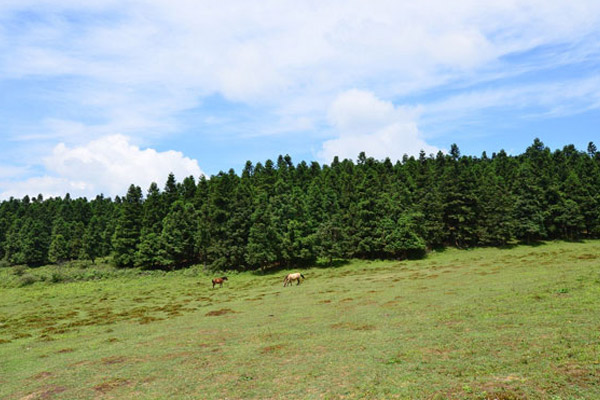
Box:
[330,322,376,331]
[260,344,285,354]
[56,348,74,354]
[93,378,131,394]
[67,360,91,368]
[555,362,598,386]
[101,355,128,365]
[21,385,67,400]
[31,371,53,380]
[477,382,526,400]
[138,316,164,324]
[432,382,525,400]
[206,308,236,316]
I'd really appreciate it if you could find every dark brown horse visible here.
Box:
[212,276,228,288]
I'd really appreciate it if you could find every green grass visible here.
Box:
[1,241,600,399]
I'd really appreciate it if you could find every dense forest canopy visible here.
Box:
[1,139,599,270]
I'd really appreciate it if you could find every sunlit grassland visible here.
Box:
[1,241,599,399]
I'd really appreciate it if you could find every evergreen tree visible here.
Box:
[48,234,69,264]
[205,170,237,269]
[163,172,179,209]
[246,192,278,269]
[136,182,164,268]
[19,217,51,266]
[442,155,478,247]
[81,216,103,263]
[475,165,515,246]
[381,213,426,259]
[112,185,143,267]
[159,201,198,268]
[0,140,599,270]
[513,164,546,243]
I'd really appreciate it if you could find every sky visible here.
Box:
[1,1,600,199]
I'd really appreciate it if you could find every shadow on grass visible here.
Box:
[495,240,548,250]
[251,259,351,276]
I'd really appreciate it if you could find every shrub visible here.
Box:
[12,265,27,276]
[50,271,67,283]
[19,274,37,287]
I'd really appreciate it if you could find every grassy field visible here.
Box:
[1,241,599,399]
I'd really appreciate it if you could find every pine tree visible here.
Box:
[82,216,103,263]
[136,183,165,268]
[205,170,236,269]
[475,165,515,245]
[513,164,546,243]
[159,201,198,268]
[163,172,179,209]
[381,213,426,259]
[442,154,478,247]
[112,185,143,267]
[246,192,278,269]
[19,217,51,266]
[48,234,69,264]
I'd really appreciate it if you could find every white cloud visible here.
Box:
[0,135,203,199]
[1,0,600,190]
[3,1,600,140]
[319,90,440,162]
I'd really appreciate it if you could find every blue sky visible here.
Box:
[1,1,600,199]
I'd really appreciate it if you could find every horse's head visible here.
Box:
[222,276,228,281]
[300,274,306,279]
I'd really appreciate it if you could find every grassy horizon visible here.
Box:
[1,241,599,399]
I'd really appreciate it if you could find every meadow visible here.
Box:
[1,241,599,399]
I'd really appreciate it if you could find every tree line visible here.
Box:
[1,139,599,270]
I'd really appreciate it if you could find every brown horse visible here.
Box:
[283,272,305,287]
[212,276,228,288]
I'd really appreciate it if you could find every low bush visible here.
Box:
[12,265,27,276]
[19,274,37,287]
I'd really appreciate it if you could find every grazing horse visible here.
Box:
[283,272,305,287]
[212,276,228,288]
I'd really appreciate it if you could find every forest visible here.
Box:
[1,139,599,270]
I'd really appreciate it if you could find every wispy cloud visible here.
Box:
[3,1,599,138]
[422,76,600,129]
